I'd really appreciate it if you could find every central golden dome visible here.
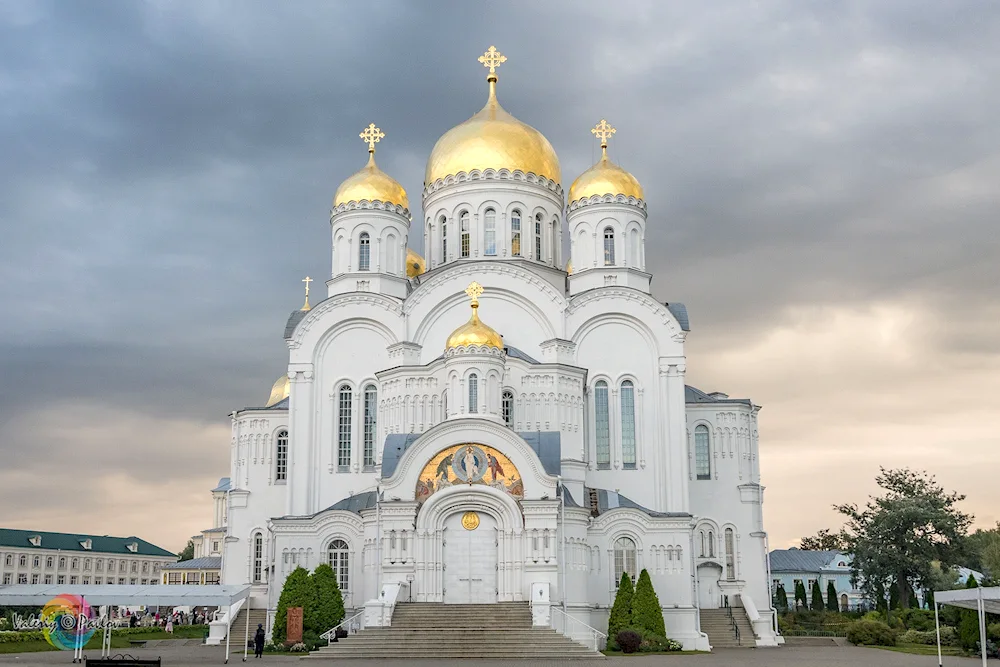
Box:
[445,282,504,351]
[425,71,560,185]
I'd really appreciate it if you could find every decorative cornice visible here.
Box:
[422,169,563,199]
[444,344,506,359]
[567,193,647,212]
[288,293,403,350]
[404,261,565,314]
[566,287,680,336]
[331,199,411,220]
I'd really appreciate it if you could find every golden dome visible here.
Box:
[265,375,289,407]
[406,248,426,278]
[445,282,504,351]
[425,74,560,185]
[568,118,643,203]
[566,259,573,275]
[334,152,408,209]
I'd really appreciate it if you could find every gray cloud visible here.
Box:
[1,0,998,550]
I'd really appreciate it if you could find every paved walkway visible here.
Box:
[0,644,984,666]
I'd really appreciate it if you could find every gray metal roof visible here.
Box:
[163,556,222,570]
[283,309,308,340]
[768,548,843,573]
[327,491,378,515]
[506,346,540,364]
[685,385,753,406]
[665,302,690,331]
[593,488,689,518]
[211,477,231,492]
[561,486,579,507]
[380,430,561,479]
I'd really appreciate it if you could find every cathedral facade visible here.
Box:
[219,48,777,650]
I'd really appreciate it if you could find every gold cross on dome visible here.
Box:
[465,281,484,306]
[300,276,313,311]
[478,46,506,75]
[359,123,385,154]
[591,119,616,150]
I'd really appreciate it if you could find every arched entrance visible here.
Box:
[443,511,497,603]
[697,563,723,609]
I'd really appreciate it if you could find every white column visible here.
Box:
[288,369,315,515]
[664,359,689,513]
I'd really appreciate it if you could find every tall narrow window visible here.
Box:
[440,215,447,261]
[443,389,448,419]
[699,531,706,558]
[327,539,350,592]
[708,531,715,557]
[468,374,478,414]
[275,430,288,482]
[725,528,735,580]
[695,424,711,480]
[595,381,610,468]
[613,536,637,587]
[511,210,521,256]
[252,532,263,583]
[358,232,370,271]
[502,390,514,427]
[603,227,615,266]
[484,208,496,255]
[460,210,470,258]
[550,218,558,265]
[337,385,352,470]
[620,380,636,468]
[534,214,543,261]
[363,385,377,469]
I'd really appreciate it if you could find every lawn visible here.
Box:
[875,643,967,657]
[0,626,208,654]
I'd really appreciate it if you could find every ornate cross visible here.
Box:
[300,276,313,311]
[591,118,616,150]
[359,123,385,154]
[465,281,484,306]
[478,46,506,75]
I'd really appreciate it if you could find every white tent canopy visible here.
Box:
[933,585,1000,667]
[0,584,251,607]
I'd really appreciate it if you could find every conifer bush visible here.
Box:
[826,581,839,611]
[774,584,789,612]
[307,564,345,638]
[811,581,824,611]
[794,580,808,610]
[631,569,666,637]
[272,566,312,645]
[607,572,634,647]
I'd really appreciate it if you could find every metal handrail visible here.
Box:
[319,610,365,645]
[550,606,607,652]
[725,605,740,645]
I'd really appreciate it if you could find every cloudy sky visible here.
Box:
[1,1,998,554]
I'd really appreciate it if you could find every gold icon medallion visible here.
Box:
[461,511,480,531]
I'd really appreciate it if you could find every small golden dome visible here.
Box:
[265,375,289,407]
[334,152,408,209]
[425,74,560,185]
[406,248,426,278]
[568,118,643,203]
[445,281,504,351]
[566,259,573,275]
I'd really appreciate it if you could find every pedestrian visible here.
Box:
[254,624,265,659]
[165,616,173,634]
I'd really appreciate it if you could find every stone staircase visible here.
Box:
[700,608,755,648]
[307,602,603,659]
[230,607,267,643]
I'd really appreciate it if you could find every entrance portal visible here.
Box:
[697,563,723,609]
[443,511,497,604]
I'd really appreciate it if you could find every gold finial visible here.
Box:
[591,119,616,159]
[465,281,484,307]
[359,123,385,155]
[301,276,313,311]
[478,45,507,79]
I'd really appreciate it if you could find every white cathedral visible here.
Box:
[217,47,778,650]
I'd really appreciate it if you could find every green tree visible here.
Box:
[307,564,345,636]
[810,581,824,611]
[836,468,972,610]
[608,573,634,642]
[773,584,789,612]
[958,574,981,650]
[800,529,846,551]
[962,523,1000,574]
[273,567,312,645]
[794,580,808,610]
[177,540,194,562]
[826,581,839,611]
[631,569,666,637]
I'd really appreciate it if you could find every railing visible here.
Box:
[724,603,741,646]
[320,610,365,645]
[550,607,607,652]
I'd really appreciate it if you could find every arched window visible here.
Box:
[511,210,522,256]
[460,210,470,258]
[362,385,377,469]
[19,555,26,567]
[502,390,514,427]
[603,227,615,266]
[252,532,264,583]
[358,232,370,271]
[59,557,66,568]
[443,389,448,419]
[708,531,715,558]
[840,593,849,612]
[46,557,53,568]
[613,536,637,587]
[695,424,711,480]
[620,380,636,468]
[595,381,610,468]
[484,208,496,256]
[468,374,478,414]
[327,539,350,592]
[534,213,543,260]
[629,228,640,267]
[725,528,735,580]
[699,531,706,558]
[275,429,288,482]
[439,215,447,261]
[337,385,352,471]
[551,217,558,264]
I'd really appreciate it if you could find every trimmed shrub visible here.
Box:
[774,585,789,612]
[959,574,980,650]
[272,566,312,645]
[616,629,642,654]
[631,569,666,637]
[898,608,935,631]
[988,622,1000,642]
[607,572,634,646]
[639,630,683,652]
[845,619,897,646]
[826,581,839,612]
[810,582,824,611]
[307,564,344,637]
[794,580,808,610]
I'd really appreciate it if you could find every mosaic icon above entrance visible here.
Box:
[461,511,480,530]
[416,443,524,504]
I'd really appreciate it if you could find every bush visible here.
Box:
[616,629,642,654]
[988,622,1000,642]
[607,573,634,646]
[272,566,312,646]
[774,585,789,612]
[898,608,935,631]
[826,581,839,612]
[639,630,683,652]
[900,629,936,645]
[845,619,897,646]
[794,581,808,610]
[811,582,825,611]
[631,569,666,638]
[288,642,308,653]
[307,564,344,637]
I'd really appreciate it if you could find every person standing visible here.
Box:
[254,624,265,659]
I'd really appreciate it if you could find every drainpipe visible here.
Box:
[558,476,567,614]
[691,522,700,633]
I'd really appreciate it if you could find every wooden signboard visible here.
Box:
[286,607,304,644]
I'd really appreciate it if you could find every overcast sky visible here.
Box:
[1,1,998,554]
